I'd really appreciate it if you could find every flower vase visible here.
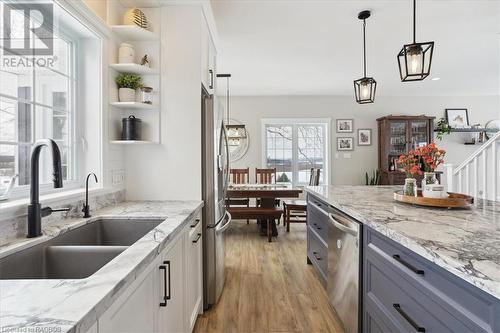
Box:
[422,172,443,198]
[403,178,417,197]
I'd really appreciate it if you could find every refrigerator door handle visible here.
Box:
[216,211,232,234]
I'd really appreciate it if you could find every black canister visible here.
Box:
[122,115,142,141]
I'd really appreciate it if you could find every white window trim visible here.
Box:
[261,118,331,186]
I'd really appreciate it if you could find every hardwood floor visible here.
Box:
[194,220,345,333]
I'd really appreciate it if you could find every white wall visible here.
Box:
[228,95,499,185]
[124,5,203,200]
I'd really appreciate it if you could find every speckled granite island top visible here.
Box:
[306,185,500,300]
[0,200,203,333]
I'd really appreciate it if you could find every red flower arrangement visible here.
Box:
[414,143,446,172]
[397,151,421,178]
[397,143,446,177]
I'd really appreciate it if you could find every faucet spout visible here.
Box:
[27,139,64,238]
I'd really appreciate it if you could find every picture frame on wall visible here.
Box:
[337,137,354,151]
[357,129,372,146]
[445,109,469,128]
[336,119,353,133]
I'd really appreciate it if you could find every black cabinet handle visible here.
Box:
[313,222,322,230]
[313,251,322,261]
[190,218,200,228]
[192,233,202,243]
[393,304,426,332]
[164,260,171,301]
[159,264,167,307]
[393,255,424,275]
[209,69,214,89]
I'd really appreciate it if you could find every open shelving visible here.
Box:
[110,25,158,41]
[110,140,158,145]
[110,102,156,110]
[110,63,158,75]
[107,4,162,145]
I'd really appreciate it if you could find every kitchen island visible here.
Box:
[305,185,500,333]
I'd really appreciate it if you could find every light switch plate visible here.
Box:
[343,153,352,159]
[334,153,339,159]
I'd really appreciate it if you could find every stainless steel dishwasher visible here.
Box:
[327,208,362,333]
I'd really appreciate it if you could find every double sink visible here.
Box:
[0,218,164,280]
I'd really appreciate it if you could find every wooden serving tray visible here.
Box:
[393,190,474,209]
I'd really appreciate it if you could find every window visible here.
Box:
[0,0,101,198]
[263,119,329,185]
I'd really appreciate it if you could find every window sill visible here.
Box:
[0,187,113,219]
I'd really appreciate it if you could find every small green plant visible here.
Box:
[115,73,143,90]
[277,173,290,183]
[365,169,380,186]
[435,118,451,141]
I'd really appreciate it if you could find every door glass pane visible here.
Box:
[265,125,292,183]
[411,121,428,149]
[297,125,325,185]
[389,122,407,155]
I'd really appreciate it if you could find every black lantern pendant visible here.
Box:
[354,10,376,104]
[397,0,435,82]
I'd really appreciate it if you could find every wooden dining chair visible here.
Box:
[282,168,321,232]
[226,168,251,224]
[255,168,276,184]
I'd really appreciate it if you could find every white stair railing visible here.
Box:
[444,131,500,201]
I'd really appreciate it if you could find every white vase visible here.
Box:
[118,43,135,63]
[118,88,136,102]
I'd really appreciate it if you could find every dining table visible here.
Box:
[226,183,302,241]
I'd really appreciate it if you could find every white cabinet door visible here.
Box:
[186,218,203,332]
[207,36,216,94]
[201,17,209,90]
[99,262,157,333]
[158,234,186,333]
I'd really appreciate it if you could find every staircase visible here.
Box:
[443,131,500,202]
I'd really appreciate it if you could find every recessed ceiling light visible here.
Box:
[432,77,441,81]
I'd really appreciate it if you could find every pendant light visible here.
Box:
[397,0,434,82]
[353,10,376,104]
[216,73,247,146]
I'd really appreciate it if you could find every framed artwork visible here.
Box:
[357,129,372,146]
[337,137,354,151]
[445,109,469,128]
[337,119,353,133]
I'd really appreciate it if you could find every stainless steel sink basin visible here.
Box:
[0,218,164,279]
[0,242,127,279]
[53,218,164,246]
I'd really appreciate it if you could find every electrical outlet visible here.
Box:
[112,169,125,185]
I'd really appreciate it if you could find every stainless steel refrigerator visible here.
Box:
[202,86,232,309]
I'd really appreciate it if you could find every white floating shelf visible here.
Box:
[110,102,156,110]
[110,140,158,145]
[110,25,158,41]
[110,63,158,75]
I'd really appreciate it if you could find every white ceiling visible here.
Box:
[212,0,500,96]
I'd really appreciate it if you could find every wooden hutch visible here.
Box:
[377,115,435,185]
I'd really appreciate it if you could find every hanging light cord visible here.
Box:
[413,0,416,43]
[362,18,367,78]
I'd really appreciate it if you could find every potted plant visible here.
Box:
[115,73,143,102]
[414,143,446,197]
[397,151,421,196]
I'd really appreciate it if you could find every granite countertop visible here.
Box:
[305,185,500,300]
[0,200,203,333]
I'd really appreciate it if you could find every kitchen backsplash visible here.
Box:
[0,189,125,246]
